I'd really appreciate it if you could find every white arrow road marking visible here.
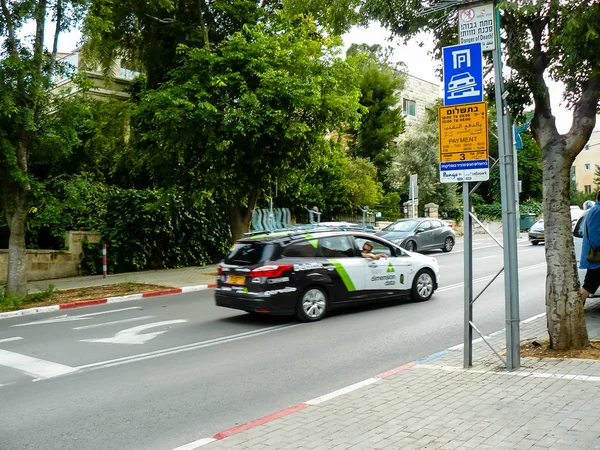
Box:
[81,320,187,345]
[11,307,143,327]
[0,349,77,379]
[73,316,154,330]
[12,314,90,327]
[0,337,23,344]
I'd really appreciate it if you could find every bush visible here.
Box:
[474,203,502,221]
[520,199,543,217]
[7,176,233,274]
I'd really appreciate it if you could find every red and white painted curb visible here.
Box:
[170,312,550,450]
[0,283,217,320]
[172,363,418,450]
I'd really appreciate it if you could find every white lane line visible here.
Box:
[474,255,496,260]
[77,307,142,317]
[72,316,154,330]
[75,324,302,372]
[305,377,379,405]
[437,262,546,293]
[171,438,216,450]
[0,349,77,379]
[0,337,23,344]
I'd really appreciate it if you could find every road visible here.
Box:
[0,236,546,450]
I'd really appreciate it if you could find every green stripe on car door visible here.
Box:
[329,259,356,292]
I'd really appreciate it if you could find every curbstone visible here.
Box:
[0,284,215,320]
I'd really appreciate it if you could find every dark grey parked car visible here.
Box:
[376,218,456,253]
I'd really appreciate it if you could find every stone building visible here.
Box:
[399,73,441,127]
[572,130,600,193]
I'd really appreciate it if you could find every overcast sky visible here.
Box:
[30,18,597,135]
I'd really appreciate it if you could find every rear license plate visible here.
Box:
[227,275,246,285]
[538,234,544,238]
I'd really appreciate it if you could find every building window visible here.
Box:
[403,99,416,117]
[585,144,590,151]
[585,163,591,170]
[585,185,592,194]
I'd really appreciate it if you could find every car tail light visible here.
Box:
[249,264,293,278]
[217,265,223,275]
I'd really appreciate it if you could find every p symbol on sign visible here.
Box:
[452,50,471,69]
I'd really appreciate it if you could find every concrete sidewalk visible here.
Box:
[27,265,219,293]
[198,300,600,450]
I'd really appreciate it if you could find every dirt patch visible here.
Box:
[520,339,600,360]
[1,283,175,312]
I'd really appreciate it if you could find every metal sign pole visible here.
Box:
[492,4,520,370]
[463,182,473,368]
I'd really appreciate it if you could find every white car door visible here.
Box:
[355,236,411,294]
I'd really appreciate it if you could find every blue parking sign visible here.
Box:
[443,42,483,106]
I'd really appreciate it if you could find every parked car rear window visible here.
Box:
[281,241,318,258]
[384,220,419,232]
[225,243,271,265]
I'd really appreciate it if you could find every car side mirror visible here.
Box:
[415,229,423,234]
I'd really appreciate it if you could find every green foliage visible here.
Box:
[378,191,402,220]
[276,144,382,214]
[127,14,363,237]
[385,114,460,220]
[474,204,503,221]
[84,0,276,88]
[345,44,405,181]
[571,190,597,208]
[520,199,543,217]
[0,284,56,312]
[28,284,56,303]
[594,165,600,190]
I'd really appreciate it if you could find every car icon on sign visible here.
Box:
[448,72,476,92]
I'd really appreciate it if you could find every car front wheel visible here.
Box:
[531,240,539,246]
[442,237,454,253]
[405,240,417,252]
[296,287,328,322]
[412,270,435,302]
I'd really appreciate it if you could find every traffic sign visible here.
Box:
[438,101,489,183]
[458,3,496,52]
[442,42,483,106]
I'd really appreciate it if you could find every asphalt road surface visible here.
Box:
[0,236,547,450]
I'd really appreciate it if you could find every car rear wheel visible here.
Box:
[412,269,434,302]
[405,240,417,252]
[296,287,328,322]
[442,237,454,253]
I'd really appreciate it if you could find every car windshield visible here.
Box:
[224,242,271,265]
[384,220,419,232]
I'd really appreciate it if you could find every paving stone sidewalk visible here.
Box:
[204,299,600,450]
[27,265,219,293]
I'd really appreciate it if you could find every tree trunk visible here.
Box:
[5,204,28,297]
[228,207,250,242]
[543,142,589,350]
[227,190,259,241]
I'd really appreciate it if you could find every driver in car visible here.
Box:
[361,241,387,260]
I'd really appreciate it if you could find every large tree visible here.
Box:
[345,44,405,182]
[286,0,600,350]
[385,108,460,219]
[84,0,279,88]
[0,0,87,296]
[126,15,363,239]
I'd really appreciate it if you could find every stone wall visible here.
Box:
[0,231,102,284]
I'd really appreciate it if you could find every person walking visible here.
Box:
[581,190,600,302]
